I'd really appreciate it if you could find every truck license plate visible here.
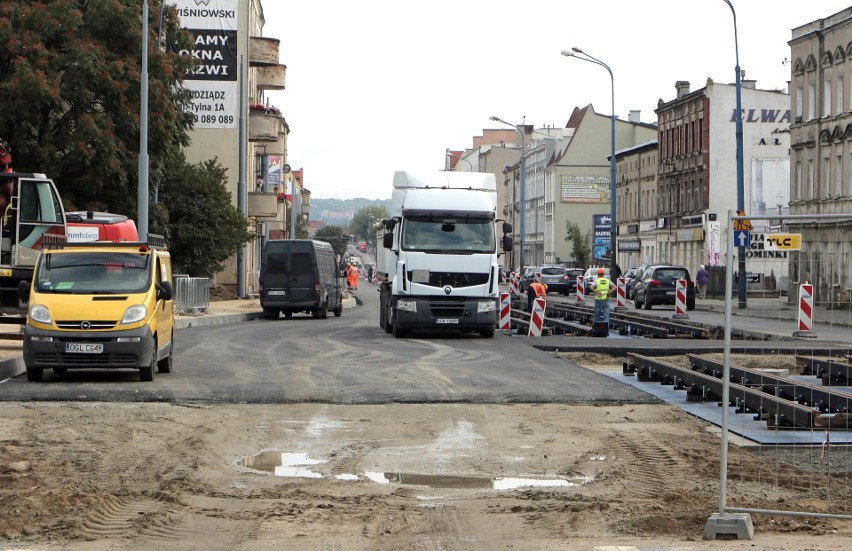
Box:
[65,343,104,354]
[268,290,286,295]
[436,318,459,324]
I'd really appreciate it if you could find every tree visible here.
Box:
[158,153,252,277]
[564,220,592,268]
[349,205,389,250]
[0,0,195,213]
[314,225,350,265]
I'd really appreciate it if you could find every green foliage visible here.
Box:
[314,225,350,264]
[158,153,252,277]
[564,220,592,268]
[349,204,389,249]
[0,0,195,213]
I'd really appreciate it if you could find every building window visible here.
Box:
[824,79,832,117]
[836,153,843,197]
[808,159,814,197]
[796,85,803,119]
[823,156,830,197]
[837,77,844,115]
[795,161,802,200]
[808,82,816,120]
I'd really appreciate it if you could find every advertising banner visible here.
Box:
[169,0,238,129]
[593,214,611,261]
[561,176,610,203]
[706,221,721,266]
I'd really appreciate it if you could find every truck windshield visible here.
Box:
[401,217,495,253]
[35,252,152,294]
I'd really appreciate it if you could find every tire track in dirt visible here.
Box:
[605,428,690,500]
[79,495,186,540]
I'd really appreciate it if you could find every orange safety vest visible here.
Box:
[530,282,547,297]
[594,278,611,300]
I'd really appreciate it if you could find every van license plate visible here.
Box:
[268,291,286,295]
[436,318,459,324]
[0,268,11,277]
[66,343,104,354]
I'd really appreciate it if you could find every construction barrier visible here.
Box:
[616,277,627,309]
[173,275,213,316]
[528,297,546,337]
[795,282,816,337]
[510,271,519,296]
[576,276,585,303]
[534,271,542,284]
[499,292,511,331]
[673,279,688,319]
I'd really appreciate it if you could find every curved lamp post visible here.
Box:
[723,0,747,309]
[490,116,526,271]
[562,48,616,273]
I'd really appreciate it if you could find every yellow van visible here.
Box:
[20,236,174,382]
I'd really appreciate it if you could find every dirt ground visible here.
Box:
[2,352,852,550]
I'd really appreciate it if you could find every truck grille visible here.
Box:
[408,271,488,288]
[427,298,468,318]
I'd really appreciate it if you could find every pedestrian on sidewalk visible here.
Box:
[696,265,709,299]
[592,267,615,324]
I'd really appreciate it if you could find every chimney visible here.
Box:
[628,110,641,123]
[675,81,690,100]
[742,79,756,90]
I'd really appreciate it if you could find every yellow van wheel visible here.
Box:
[140,341,156,382]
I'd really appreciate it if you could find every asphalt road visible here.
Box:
[0,284,656,405]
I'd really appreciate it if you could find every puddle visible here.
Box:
[240,450,593,490]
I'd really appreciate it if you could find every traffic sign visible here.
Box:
[733,210,753,231]
[734,230,751,248]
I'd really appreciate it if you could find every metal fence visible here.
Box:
[173,274,212,316]
[707,212,852,539]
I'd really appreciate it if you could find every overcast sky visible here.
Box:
[261,1,850,201]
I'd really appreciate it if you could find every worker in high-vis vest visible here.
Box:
[592,267,616,324]
[527,281,547,312]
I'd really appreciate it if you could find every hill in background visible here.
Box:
[311,197,391,226]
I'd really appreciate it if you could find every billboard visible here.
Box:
[561,176,610,203]
[593,214,611,261]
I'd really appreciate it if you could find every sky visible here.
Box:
[260,0,851,201]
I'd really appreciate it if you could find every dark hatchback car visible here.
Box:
[537,266,582,296]
[633,265,695,311]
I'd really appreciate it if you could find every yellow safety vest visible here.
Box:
[594,278,610,300]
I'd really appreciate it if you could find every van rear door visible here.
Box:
[287,249,315,303]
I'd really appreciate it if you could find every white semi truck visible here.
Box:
[376,170,513,338]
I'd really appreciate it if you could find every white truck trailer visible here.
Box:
[376,170,513,338]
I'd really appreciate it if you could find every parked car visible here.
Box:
[518,266,541,293]
[582,267,611,292]
[564,268,585,295]
[633,264,695,311]
[536,266,578,296]
[625,263,650,299]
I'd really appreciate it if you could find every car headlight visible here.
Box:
[397,299,416,313]
[29,304,51,324]
[478,300,496,313]
[121,305,147,325]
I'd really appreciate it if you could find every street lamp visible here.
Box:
[723,0,747,309]
[490,116,526,271]
[562,47,617,274]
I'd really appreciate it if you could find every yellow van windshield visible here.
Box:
[35,252,152,294]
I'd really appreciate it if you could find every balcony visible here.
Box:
[247,192,278,219]
[256,65,286,90]
[249,108,282,142]
[250,36,281,66]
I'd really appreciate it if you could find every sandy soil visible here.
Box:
[2,353,851,550]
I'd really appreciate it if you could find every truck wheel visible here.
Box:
[26,366,43,382]
[157,337,173,373]
[140,341,156,381]
[333,302,343,317]
[479,329,495,338]
[263,308,278,320]
[284,311,293,319]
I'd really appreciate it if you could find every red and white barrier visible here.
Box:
[510,271,519,296]
[616,277,627,309]
[576,276,585,303]
[499,292,511,331]
[534,271,542,284]
[528,296,546,337]
[795,282,816,338]
[673,279,689,319]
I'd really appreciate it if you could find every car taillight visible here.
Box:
[562,276,569,281]
[314,280,321,294]
[258,277,264,292]
[686,280,694,287]
[648,279,661,287]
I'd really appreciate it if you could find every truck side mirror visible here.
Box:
[382,232,393,249]
[502,235,513,253]
[502,221,513,235]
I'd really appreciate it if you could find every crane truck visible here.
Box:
[376,170,512,338]
[0,138,68,313]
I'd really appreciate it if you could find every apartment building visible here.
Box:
[654,79,790,281]
[789,6,852,302]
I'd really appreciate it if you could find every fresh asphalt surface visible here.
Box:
[0,284,657,404]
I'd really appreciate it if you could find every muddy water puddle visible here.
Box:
[240,450,592,490]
